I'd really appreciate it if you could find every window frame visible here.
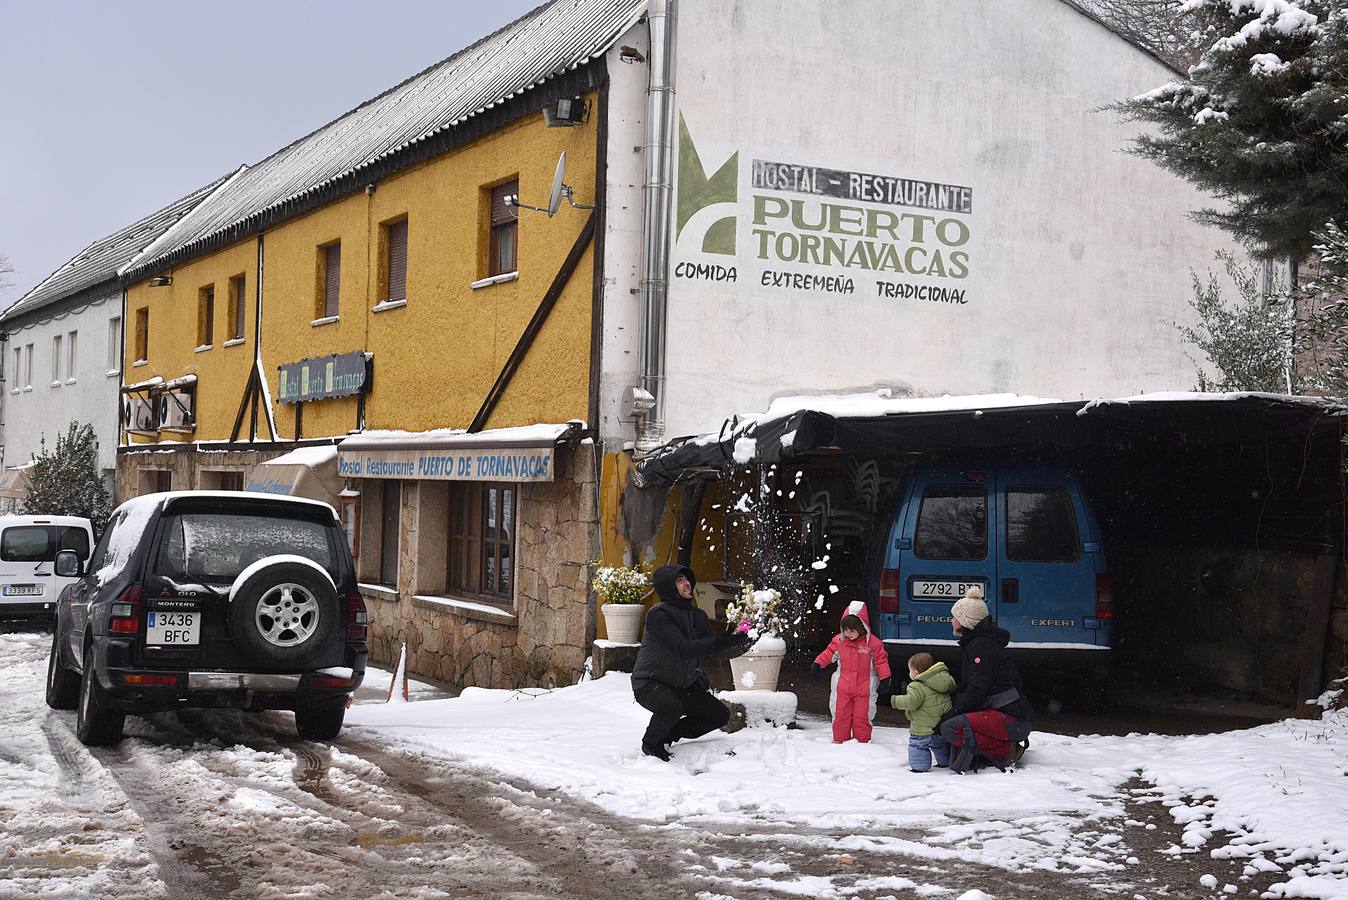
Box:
[382,217,408,303]
[318,241,341,319]
[65,330,77,381]
[228,274,247,341]
[197,285,215,347]
[378,479,400,588]
[50,334,62,385]
[134,308,149,363]
[108,316,122,373]
[447,481,517,604]
[487,180,519,277]
[23,343,33,388]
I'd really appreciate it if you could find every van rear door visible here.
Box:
[889,467,997,643]
[995,469,1099,646]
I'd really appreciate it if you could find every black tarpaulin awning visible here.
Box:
[635,392,1347,486]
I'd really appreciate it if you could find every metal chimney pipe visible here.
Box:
[636,0,677,452]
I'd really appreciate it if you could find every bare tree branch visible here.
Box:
[1075,0,1203,70]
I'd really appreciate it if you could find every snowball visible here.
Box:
[1199,874,1218,889]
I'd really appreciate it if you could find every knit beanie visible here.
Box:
[951,585,989,630]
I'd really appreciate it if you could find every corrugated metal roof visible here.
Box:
[0,172,233,325]
[122,0,645,282]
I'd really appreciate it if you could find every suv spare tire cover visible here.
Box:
[227,555,341,669]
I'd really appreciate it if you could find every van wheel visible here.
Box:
[295,700,346,741]
[228,562,340,669]
[45,632,79,710]
[76,646,124,746]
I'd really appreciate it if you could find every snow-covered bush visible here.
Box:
[724,582,788,639]
[592,565,650,605]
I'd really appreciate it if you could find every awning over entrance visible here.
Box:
[246,445,342,507]
[635,391,1348,486]
[0,464,33,501]
[338,422,583,483]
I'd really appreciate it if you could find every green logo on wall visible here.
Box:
[676,114,738,256]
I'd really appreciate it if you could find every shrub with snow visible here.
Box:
[592,565,650,605]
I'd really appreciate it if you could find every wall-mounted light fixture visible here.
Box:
[148,275,172,287]
[543,97,589,128]
[618,45,646,64]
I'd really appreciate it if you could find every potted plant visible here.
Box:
[724,582,789,691]
[593,565,651,644]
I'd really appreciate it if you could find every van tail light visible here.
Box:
[1095,572,1115,619]
[308,674,356,689]
[347,590,368,641]
[122,672,178,686]
[110,584,144,635]
[878,568,901,613]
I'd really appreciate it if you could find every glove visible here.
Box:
[809,662,824,681]
[713,631,739,651]
[876,678,892,707]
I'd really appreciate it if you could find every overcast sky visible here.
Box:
[0,0,541,306]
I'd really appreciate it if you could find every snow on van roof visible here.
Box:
[114,491,338,519]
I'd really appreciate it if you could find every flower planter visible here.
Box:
[601,602,645,644]
[729,635,787,691]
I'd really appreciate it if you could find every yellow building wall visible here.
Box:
[123,239,258,443]
[127,90,599,442]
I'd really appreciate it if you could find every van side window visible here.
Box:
[1006,486,1080,562]
[58,527,90,559]
[914,485,987,560]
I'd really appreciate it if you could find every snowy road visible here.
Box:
[2,629,1345,899]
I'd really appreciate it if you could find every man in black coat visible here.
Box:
[631,564,752,760]
[937,587,1034,773]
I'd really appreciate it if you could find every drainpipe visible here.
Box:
[636,0,677,452]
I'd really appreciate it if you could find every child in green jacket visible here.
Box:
[888,652,955,772]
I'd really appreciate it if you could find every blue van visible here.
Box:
[873,464,1113,665]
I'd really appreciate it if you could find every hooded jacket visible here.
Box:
[813,601,892,698]
[632,565,742,689]
[947,617,1033,722]
[889,661,955,736]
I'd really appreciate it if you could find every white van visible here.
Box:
[0,515,95,621]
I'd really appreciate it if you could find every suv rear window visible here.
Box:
[914,485,987,560]
[1,525,90,562]
[154,512,334,583]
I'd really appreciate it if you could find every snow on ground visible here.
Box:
[349,671,1348,898]
[0,631,165,898]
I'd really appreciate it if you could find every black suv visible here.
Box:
[45,491,368,746]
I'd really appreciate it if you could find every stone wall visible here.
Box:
[362,442,599,690]
[115,445,291,502]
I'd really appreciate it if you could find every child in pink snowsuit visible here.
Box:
[811,601,892,743]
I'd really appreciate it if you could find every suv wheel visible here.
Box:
[229,562,340,669]
[295,700,346,741]
[45,632,79,710]
[76,645,125,746]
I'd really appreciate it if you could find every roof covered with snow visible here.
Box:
[0,174,231,325]
[120,0,644,282]
[340,422,581,452]
[637,389,1348,485]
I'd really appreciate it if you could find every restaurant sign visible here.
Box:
[278,352,369,404]
[337,447,554,483]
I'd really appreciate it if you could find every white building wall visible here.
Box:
[630,0,1245,440]
[3,291,121,480]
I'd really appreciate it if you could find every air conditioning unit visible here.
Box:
[123,396,157,434]
[159,392,194,430]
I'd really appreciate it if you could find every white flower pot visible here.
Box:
[601,602,645,644]
[729,635,787,691]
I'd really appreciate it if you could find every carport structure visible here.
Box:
[632,392,1348,711]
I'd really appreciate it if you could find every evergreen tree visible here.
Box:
[1113,1,1348,261]
[22,422,113,529]
[1300,222,1348,393]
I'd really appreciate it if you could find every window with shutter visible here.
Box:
[197,286,214,347]
[134,308,149,363]
[488,180,518,277]
[385,219,408,302]
[321,243,341,319]
[230,274,246,340]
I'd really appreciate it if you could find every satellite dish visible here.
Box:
[547,152,566,217]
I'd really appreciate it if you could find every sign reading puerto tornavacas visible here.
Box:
[673,116,974,305]
[278,351,368,404]
[337,447,554,483]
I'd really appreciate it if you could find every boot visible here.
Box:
[642,741,671,762]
